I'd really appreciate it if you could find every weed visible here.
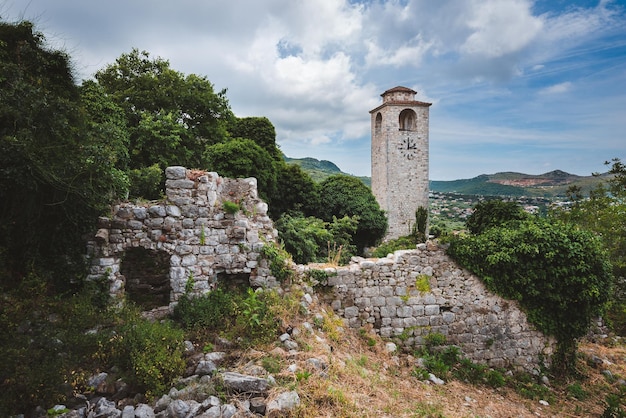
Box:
[415,274,431,293]
[567,382,589,400]
[296,370,312,381]
[307,269,330,287]
[261,355,282,374]
[222,200,240,214]
[199,225,206,245]
[327,242,344,266]
[424,332,446,348]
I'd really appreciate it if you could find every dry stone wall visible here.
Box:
[86,166,553,372]
[86,166,279,311]
[298,242,555,372]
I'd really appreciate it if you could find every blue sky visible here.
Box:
[4,0,625,180]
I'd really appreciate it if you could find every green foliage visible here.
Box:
[108,308,185,398]
[551,158,626,335]
[413,206,428,241]
[465,199,528,234]
[448,217,614,374]
[174,286,286,349]
[95,49,232,176]
[0,274,117,415]
[261,355,283,374]
[424,332,447,348]
[260,242,293,281]
[270,163,319,219]
[222,200,240,215]
[275,214,332,264]
[415,274,431,293]
[371,235,418,258]
[227,116,282,161]
[205,138,278,202]
[275,213,357,264]
[128,163,163,200]
[173,288,236,331]
[0,21,130,288]
[567,382,589,400]
[316,175,388,254]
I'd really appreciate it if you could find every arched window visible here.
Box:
[375,113,382,135]
[399,109,417,131]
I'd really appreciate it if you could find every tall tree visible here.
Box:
[227,116,282,161]
[551,158,626,333]
[95,49,233,197]
[0,20,129,286]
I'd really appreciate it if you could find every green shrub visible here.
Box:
[128,163,163,200]
[448,217,614,374]
[233,288,283,347]
[173,288,235,331]
[260,242,293,282]
[110,308,185,398]
[371,235,417,258]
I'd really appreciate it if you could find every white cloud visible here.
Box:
[539,81,573,95]
[460,0,543,58]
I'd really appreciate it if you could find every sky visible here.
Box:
[4,0,626,180]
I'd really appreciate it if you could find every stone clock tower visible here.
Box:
[370,86,431,240]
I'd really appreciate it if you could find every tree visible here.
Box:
[465,199,529,234]
[227,117,282,161]
[95,49,233,197]
[448,218,613,374]
[204,138,278,202]
[269,163,318,219]
[551,158,626,333]
[0,21,129,287]
[316,174,387,254]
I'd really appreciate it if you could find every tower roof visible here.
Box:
[370,85,432,113]
[381,86,417,96]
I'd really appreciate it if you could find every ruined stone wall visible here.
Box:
[86,166,279,311]
[297,242,555,372]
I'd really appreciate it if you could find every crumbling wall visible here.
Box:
[86,166,279,312]
[297,242,555,372]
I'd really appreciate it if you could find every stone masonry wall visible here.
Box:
[86,166,279,311]
[298,242,555,372]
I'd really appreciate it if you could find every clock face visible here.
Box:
[398,137,418,160]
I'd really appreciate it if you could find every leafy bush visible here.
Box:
[448,217,614,374]
[465,199,528,234]
[128,163,162,199]
[173,288,235,331]
[260,242,293,282]
[371,235,418,258]
[109,308,186,398]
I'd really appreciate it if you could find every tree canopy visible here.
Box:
[316,174,387,253]
[0,21,129,286]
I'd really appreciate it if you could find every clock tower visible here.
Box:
[370,86,431,240]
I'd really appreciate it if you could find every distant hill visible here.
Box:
[284,156,371,186]
[430,170,607,197]
[285,155,607,197]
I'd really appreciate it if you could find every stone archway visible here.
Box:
[120,248,171,310]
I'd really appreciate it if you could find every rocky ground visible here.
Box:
[45,286,625,418]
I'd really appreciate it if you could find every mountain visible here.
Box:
[430,170,607,197]
[284,156,371,186]
[285,155,607,197]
